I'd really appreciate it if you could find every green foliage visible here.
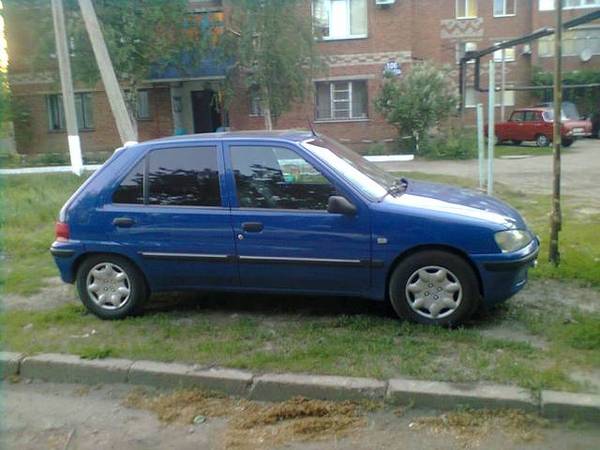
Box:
[422,126,477,160]
[374,62,458,154]
[225,0,321,129]
[531,67,600,117]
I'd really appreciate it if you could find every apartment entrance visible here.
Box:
[191,90,222,133]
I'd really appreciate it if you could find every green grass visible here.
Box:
[493,144,554,158]
[1,298,597,392]
[0,173,89,294]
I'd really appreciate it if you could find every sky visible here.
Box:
[0,1,7,71]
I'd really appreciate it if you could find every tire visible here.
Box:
[536,134,550,147]
[512,140,522,146]
[562,138,574,148]
[388,250,480,327]
[76,254,148,320]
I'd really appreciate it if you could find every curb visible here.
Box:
[2,352,599,421]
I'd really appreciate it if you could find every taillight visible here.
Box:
[55,222,70,242]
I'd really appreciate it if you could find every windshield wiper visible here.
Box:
[383,177,408,199]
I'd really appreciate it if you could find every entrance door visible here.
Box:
[224,142,372,296]
[191,90,222,133]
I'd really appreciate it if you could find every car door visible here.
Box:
[100,143,238,290]
[527,111,545,140]
[507,111,526,141]
[224,141,372,295]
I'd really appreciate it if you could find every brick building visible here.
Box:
[5,0,600,155]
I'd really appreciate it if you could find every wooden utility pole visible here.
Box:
[549,0,563,266]
[50,0,83,175]
[77,0,137,143]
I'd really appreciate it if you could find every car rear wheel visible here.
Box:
[76,254,148,320]
[535,134,550,147]
[388,250,480,326]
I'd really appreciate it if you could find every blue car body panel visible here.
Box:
[51,131,539,306]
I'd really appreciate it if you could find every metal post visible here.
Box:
[549,0,563,265]
[500,48,507,121]
[487,59,495,196]
[50,0,83,175]
[476,103,486,190]
[77,0,137,144]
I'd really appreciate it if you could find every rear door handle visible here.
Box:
[242,222,263,232]
[113,217,135,228]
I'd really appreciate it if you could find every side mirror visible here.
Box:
[327,195,357,215]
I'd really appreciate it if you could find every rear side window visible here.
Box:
[113,160,144,204]
[148,147,221,206]
[112,146,221,207]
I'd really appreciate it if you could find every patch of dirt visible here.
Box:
[478,324,549,350]
[123,389,366,450]
[512,279,600,313]
[409,408,550,449]
[2,277,79,311]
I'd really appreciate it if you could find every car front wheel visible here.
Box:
[389,250,480,326]
[76,255,148,320]
[536,134,550,147]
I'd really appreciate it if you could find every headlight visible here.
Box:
[494,230,532,253]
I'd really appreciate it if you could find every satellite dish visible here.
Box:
[580,48,593,63]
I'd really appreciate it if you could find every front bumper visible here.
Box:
[472,238,540,306]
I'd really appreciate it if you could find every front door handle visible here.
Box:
[242,222,263,233]
[113,217,135,228]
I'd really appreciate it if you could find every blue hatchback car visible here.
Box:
[51,131,539,326]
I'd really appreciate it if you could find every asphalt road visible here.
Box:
[381,139,600,207]
[2,381,599,450]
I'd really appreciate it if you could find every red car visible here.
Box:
[491,107,592,147]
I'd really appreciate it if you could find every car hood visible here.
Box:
[384,179,527,229]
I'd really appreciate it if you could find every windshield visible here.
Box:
[542,110,568,121]
[301,136,398,201]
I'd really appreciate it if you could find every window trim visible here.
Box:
[46,92,94,132]
[493,0,517,17]
[313,0,368,41]
[315,80,369,122]
[540,0,600,10]
[136,90,152,121]
[456,0,478,19]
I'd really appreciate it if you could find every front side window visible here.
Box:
[148,147,221,206]
[231,146,337,210]
[315,80,368,121]
[494,0,516,16]
[47,93,94,131]
[313,0,367,40]
[456,0,478,18]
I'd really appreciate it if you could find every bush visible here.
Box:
[421,127,478,160]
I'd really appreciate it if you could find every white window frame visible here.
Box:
[493,42,516,62]
[493,0,517,17]
[315,80,368,121]
[540,0,600,10]
[456,0,478,19]
[313,0,368,41]
[457,41,478,64]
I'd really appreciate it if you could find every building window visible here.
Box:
[315,80,368,121]
[493,42,516,61]
[456,0,478,19]
[495,89,515,107]
[249,87,263,116]
[47,93,94,131]
[136,90,151,120]
[457,41,478,63]
[313,0,367,40]
[540,0,600,10]
[538,27,600,57]
[465,86,478,108]
[493,0,516,16]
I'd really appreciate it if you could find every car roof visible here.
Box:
[512,107,548,113]
[141,129,315,146]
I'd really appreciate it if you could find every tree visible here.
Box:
[225,0,321,130]
[5,0,212,128]
[374,62,457,153]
